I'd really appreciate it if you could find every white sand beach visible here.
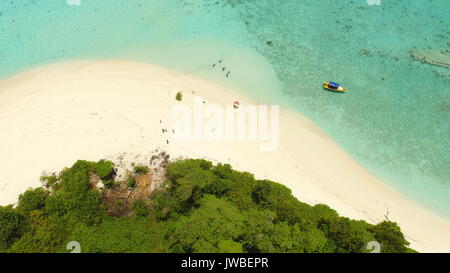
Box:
[0,60,449,252]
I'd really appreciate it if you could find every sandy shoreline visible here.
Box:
[0,60,449,252]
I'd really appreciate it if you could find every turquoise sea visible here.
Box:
[0,1,449,217]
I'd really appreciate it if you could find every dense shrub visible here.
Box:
[40,175,58,189]
[45,160,104,225]
[67,217,168,253]
[95,160,115,179]
[176,92,182,101]
[370,221,413,253]
[127,176,137,188]
[0,158,414,253]
[0,206,26,250]
[102,180,114,188]
[133,165,149,175]
[133,200,149,217]
[17,188,49,216]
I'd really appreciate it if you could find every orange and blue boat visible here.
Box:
[323,81,348,92]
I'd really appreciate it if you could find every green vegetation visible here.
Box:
[95,159,115,179]
[127,176,137,188]
[102,180,114,188]
[176,92,182,101]
[133,165,149,176]
[133,200,149,217]
[17,188,49,216]
[0,158,414,253]
[40,175,58,189]
[0,206,26,251]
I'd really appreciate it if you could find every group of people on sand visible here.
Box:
[212,59,231,78]
[158,71,240,147]
[160,120,173,145]
[212,59,241,109]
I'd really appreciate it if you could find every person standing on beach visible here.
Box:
[212,59,223,68]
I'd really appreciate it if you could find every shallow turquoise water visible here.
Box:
[0,0,449,217]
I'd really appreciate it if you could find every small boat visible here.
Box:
[323,81,348,92]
